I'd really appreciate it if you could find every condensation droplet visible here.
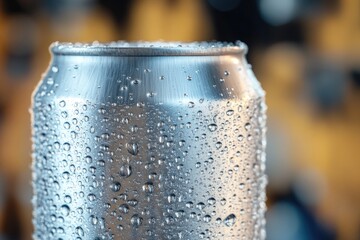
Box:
[188,102,195,108]
[203,215,211,223]
[76,226,84,236]
[207,197,216,205]
[85,156,92,164]
[119,165,132,177]
[60,205,70,216]
[119,204,129,214]
[59,100,66,107]
[131,214,143,228]
[226,110,234,116]
[126,142,139,156]
[208,124,218,132]
[110,182,121,192]
[224,214,236,227]
[52,66,59,73]
[64,195,72,204]
[47,78,54,85]
[167,194,176,203]
[88,193,96,202]
[90,215,98,225]
[142,182,154,193]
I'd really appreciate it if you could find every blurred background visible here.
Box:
[0,0,359,239]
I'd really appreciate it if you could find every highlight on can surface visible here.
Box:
[50,41,248,56]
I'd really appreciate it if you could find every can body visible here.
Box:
[31,42,266,240]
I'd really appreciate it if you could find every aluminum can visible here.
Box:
[31,42,267,240]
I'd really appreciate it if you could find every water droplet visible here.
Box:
[59,100,66,107]
[224,214,236,227]
[127,199,138,207]
[60,205,70,216]
[244,122,251,131]
[130,125,138,133]
[208,124,218,132]
[119,165,132,177]
[64,195,72,204]
[62,171,70,179]
[53,142,60,150]
[159,75,165,80]
[207,197,216,205]
[186,201,193,208]
[167,194,176,203]
[63,122,70,129]
[126,142,139,155]
[76,226,84,237]
[110,182,121,192]
[62,143,70,151]
[196,202,205,210]
[203,215,211,223]
[88,193,96,202]
[224,70,230,76]
[66,131,77,141]
[131,214,143,228]
[142,182,154,193]
[178,139,186,147]
[226,110,234,116]
[85,156,92,164]
[90,215,98,225]
[187,76,192,81]
[47,78,54,85]
[119,204,129,214]
[188,102,195,108]
[158,135,166,143]
[174,211,184,220]
[52,66,58,73]
[131,79,140,85]
[237,135,244,142]
[61,111,67,118]
[165,215,174,224]
[97,160,105,166]
[146,92,156,98]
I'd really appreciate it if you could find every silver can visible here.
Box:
[31,42,267,240]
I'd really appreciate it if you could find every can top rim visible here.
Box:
[50,41,248,56]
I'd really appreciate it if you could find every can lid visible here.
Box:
[50,41,248,56]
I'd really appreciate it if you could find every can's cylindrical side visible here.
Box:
[31,42,266,240]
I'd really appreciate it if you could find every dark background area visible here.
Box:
[0,0,359,239]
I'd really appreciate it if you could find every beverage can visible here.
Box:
[31,42,267,239]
